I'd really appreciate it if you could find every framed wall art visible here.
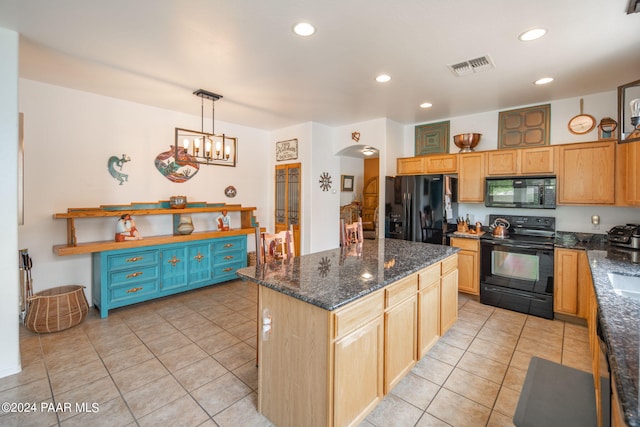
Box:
[341,175,354,192]
[415,121,449,155]
[276,138,298,161]
[498,104,550,149]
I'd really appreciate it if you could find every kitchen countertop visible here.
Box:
[586,248,640,426]
[236,238,459,311]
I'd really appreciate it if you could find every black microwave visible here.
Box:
[485,176,556,209]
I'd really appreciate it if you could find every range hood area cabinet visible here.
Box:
[486,146,555,176]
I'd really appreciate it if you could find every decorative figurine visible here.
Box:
[216,210,230,231]
[176,215,194,235]
[115,213,143,241]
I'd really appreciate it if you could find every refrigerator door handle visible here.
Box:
[405,192,412,240]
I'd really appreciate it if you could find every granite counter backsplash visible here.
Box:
[236,238,459,311]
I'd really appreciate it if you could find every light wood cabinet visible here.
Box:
[424,154,458,174]
[417,264,440,358]
[557,141,615,204]
[450,237,480,295]
[554,248,590,318]
[384,275,418,393]
[486,146,555,176]
[440,255,458,334]
[458,152,485,203]
[486,150,519,175]
[626,140,640,206]
[397,157,425,175]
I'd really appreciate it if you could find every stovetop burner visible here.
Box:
[482,214,556,247]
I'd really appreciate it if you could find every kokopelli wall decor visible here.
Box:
[108,154,131,185]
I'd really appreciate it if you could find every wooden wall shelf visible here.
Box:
[53,201,260,256]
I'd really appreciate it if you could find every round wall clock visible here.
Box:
[568,98,596,135]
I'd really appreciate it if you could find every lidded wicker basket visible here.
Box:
[25,285,89,333]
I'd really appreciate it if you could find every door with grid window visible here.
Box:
[275,163,301,256]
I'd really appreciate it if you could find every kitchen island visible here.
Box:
[236,238,459,427]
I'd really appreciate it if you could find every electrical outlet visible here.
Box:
[591,215,600,230]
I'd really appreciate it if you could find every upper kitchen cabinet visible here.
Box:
[397,154,458,175]
[626,141,640,205]
[557,141,615,205]
[486,146,554,176]
[423,154,457,174]
[458,152,485,203]
[397,157,425,175]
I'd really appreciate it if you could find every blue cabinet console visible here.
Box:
[92,235,247,317]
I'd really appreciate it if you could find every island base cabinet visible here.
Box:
[440,255,459,334]
[258,286,331,427]
[417,263,441,357]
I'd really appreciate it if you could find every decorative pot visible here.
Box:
[170,195,187,209]
[176,215,194,235]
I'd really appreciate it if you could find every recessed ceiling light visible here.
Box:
[519,28,546,41]
[293,22,315,36]
[420,102,433,109]
[534,77,554,85]
[376,74,391,83]
[363,147,375,156]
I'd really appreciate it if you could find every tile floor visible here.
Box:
[0,280,591,427]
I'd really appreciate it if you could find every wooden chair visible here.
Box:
[261,227,295,262]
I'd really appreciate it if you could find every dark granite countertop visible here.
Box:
[236,238,459,311]
[586,248,640,426]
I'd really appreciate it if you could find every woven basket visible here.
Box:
[25,285,89,333]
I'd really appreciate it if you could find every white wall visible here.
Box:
[0,28,21,378]
[18,79,270,306]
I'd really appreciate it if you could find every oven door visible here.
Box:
[480,240,554,295]
[480,240,554,319]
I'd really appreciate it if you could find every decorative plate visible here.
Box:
[225,185,237,198]
[154,146,199,183]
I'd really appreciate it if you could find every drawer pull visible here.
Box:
[167,255,181,267]
[126,256,143,263]
[126,287,143,293]
[224,255,234,260]
[194,252,205,262]
[223,267,234,272]
[224,243,234,248]
[126,272,143,278]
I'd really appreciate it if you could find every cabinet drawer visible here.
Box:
[213,249,244,265]
[212,238,244,253]
[334,291,384,339]
[110,280,159,303]
[213,260,245,277]
[385,275,417,308]
[418,263,440,290]
[442,255,457,275]
[109,266,160,287]
[451,237,479,252]
[107,250,158,270]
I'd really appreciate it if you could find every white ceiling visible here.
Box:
[1,0,639,130]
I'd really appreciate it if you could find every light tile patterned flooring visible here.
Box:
[0,280,591,427]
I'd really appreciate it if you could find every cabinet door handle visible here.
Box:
[126,287,143,293]
[223,267,234,272]
[126,256,143,263]
[194,252,205,262]
[224,243,234,248]
[126,272,143,278]
[224,255,234,260]
[167,255,181,267]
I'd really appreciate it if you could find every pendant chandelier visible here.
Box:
[175,89,237,167]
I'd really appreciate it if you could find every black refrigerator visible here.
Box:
[385,175,458,245]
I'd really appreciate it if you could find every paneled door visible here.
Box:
[275,163,301,256]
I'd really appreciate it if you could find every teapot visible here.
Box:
[491,218,510,238]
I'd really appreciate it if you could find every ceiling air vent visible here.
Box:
[448,55,495,76]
